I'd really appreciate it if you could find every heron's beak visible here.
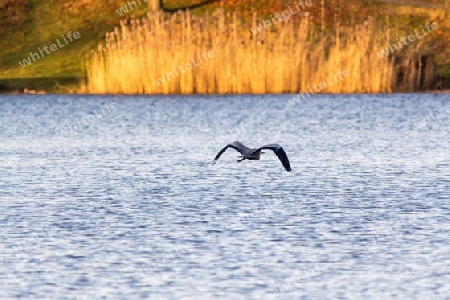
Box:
[261,151,265,154]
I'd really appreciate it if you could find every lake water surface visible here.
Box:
[0,94,449,299]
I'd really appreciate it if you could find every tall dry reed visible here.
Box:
[84,9,431,94]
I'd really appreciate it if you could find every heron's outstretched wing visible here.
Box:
[212,141,249,165]
[257,144,291,172]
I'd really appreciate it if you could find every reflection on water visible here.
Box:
[0,94,449,299]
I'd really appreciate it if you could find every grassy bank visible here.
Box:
[0,0,449,93]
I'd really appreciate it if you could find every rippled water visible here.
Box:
[0,94,449,299]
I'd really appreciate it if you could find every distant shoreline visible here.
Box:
[2,88,450,95]
[1,77,449,95]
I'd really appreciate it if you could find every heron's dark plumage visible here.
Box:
[212,141,291,172]
[257,144,291,172]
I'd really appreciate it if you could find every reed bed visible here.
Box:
[84,9,432,94]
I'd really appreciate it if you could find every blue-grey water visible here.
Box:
[0,94,449,300]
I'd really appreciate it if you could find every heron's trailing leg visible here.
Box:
[237,156,245,162]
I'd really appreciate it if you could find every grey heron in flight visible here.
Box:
[212,141,291,172]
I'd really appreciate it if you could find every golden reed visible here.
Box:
[83,9,429,94]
